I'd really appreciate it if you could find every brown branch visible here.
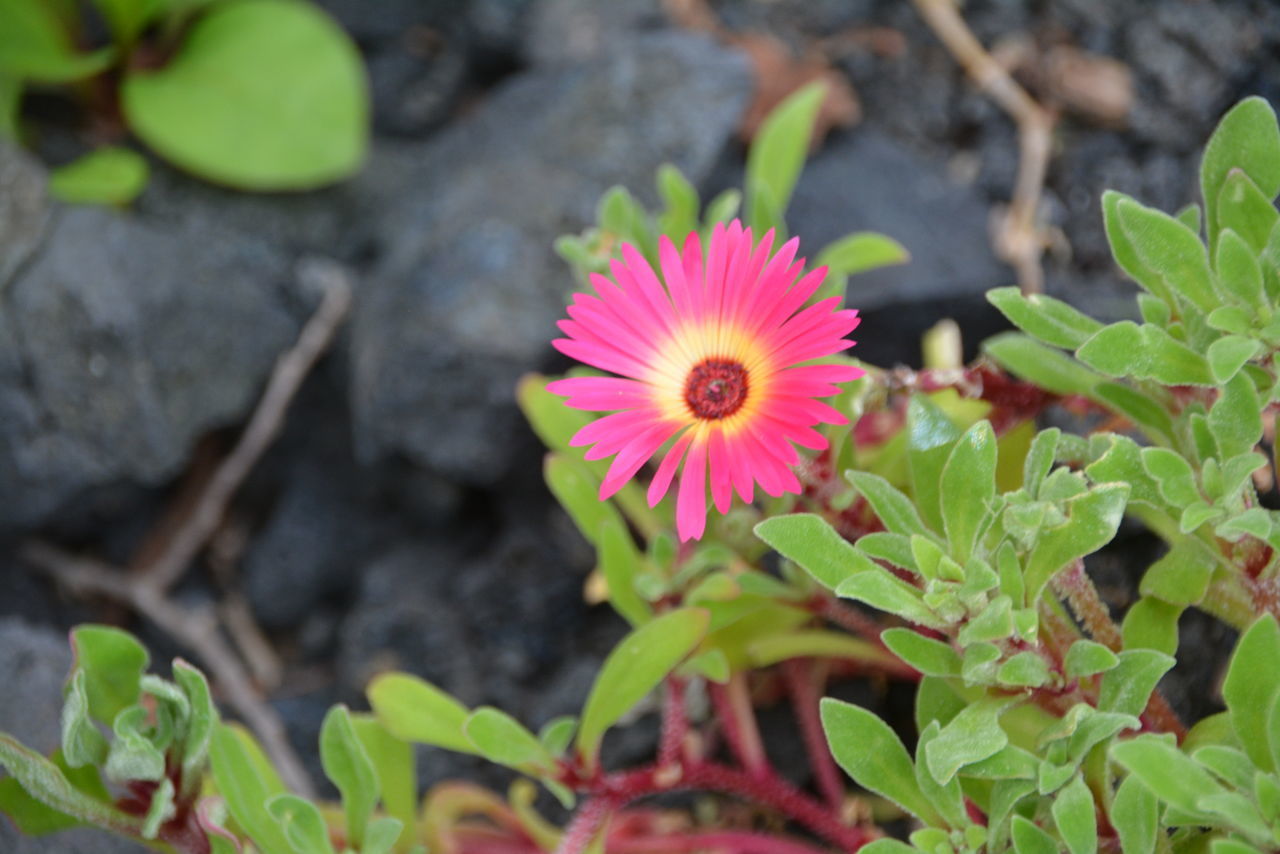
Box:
[911,0,1054,294]
[138,258,353,593]
[20,542,316,797]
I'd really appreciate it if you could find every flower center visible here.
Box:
[684,359,749,420]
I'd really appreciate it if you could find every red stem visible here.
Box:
[555,797,616,854]
[783,659,845,811]
[658,677,689,767]
[813,597,885,644]
[611,830,837,854]
[709,674,770,777]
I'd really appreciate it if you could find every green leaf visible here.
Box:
[985,333,1101,397]
[1063,640,1119,680]
[172,660,216,799]
[1077,322,1215,386]
[1141,447,1200,508]
[60,671,109,768]
[1176,203,1202,234]
[70,624,149,727]
[350,715,416,839]
[1052,774,1098,854]
[858,532,918,572]
[1215,228,1267,312]
[1111,734,1225,815]
[1139,539,1216,606]
[988,287,1104,349]
[754,513,878,591]
[816,232,910,277]
[859,841,920,854]
[1193,745,1256,791]
[704,188,741,226]
[0,735,141,835]
[1084,436,1163,508]
[367,673,476,755]
[997,651,1051,688]
[544,454,626,548]
[1023,428,1061,499]
[91,0,163,46]
[1222,614,1280,772]
[1207,335,1262,384]
[48,147,149,206]
[104,705,166,782]
[1202,97,1280,248]
[267,793,336,854]
[207,724,293,854]
[745,80,825,233]
[576,608,708,767]
[140,777,175,840]
[913,722,968,827]
[1111,774,1157,854]
[940,421,997,563]
[1120,598,1181,656]
[0,0,115,83]
[1094,384,1175,445]
[656,164,699,240]
[1011,815,1059,854]
[0,751,93,836]
[820,698,945,826]
[848,470,934,539]
[881,628,960,677]
[1218,170,1280,253]
[1210,371,1264,460]
[122,0,367,190]
[320,705,377,849]
[598,516,651,627]
[924,697,1011,785]
[362,817,404,854]
[957,595,1014,645]
[1023,484,1129,605]
[747,630,899,670]
[538,716,578,757]
[464,707,554,771]
[1115,196,1219,314]
[1103,191,1175,307]
[1098,650,1175,717]
[836,569,942,629]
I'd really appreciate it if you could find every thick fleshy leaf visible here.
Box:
[1111,773,1157,854]
[0,735,140,835]
[48,147,149,206]
[1222,614,1280,772]
[940,421,997,563]
[923,698,1011,784]
[1202,97,1280,248]
[1063,640,1119,680]
[367,673,476,756]
[985,333,1101,397]
[576,608,708,767]
[836,569,942,628]
[881,628,960,677]
[70,625,149,727]
[1052,774,1097,854]
[1209,371,1264,460]
[1022,485,1129,605]
[754,513,877,590]
[1111,734,1224,815]
[464,707,554,772]
[913,722,967,827]
[267,794,335,854]
[1098,650,1175,717]
[598,516,651,626]
[544,453,627,548]
[1218,169,1280,253]
[820,698,945,826]
[350,715,416,838]
[320,706,377,849]
[1114,197,1219,314]
[1077,322,1214,386]
[1011,815,1059,854]
[122,0,367,190]
[1103,191,1173,306]
[1120,599,1181,655]
[1215,228,1267,311]
[1139,538,1215,606]
[745,80,825,233]
[0,0,115,83]
[816,232,910,277]
[847,470,934,539]
[906,394,962,533]
[208,724,292,854]
[1208,335,1262,384]
[173,660,216,799]
[987,287,1104,349]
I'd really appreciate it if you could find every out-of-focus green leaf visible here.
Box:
[172,660,215,799]
[576,608,708,767]
[122,0,367,190]
[1222,614,1280,772]
[1103,190,1174,307]
[207,724,292,854]
[746,630,898,670]
[350,714,416,841]
[0,736,139,834]
[907,394,963,532]
[48,147,149,206]
[598,516,650,627]
[104,705,166,782]
[544,453,626,548]
[1202,97,1280,247]
[816,232,909,277]
[363,817,405,854]
[988,287,1104,349]
[754,513,877,590]
[464,707,554,772]
[704,188,741,226]
[267,793,335,854]
[984,333,1101,397]
[60,671,108,768]
[320,705,377,849]
[656,164,698,240]
[744,80,825,233]
[820,698,945,826]
[367,673,476,755]
[1093,384,1175,445]
[91,0,162,46]
[70,625,148,727]
[0,0,115,83]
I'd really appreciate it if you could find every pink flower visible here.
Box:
[548,220,864,541]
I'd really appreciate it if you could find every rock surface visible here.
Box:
[0,206,302,530]
[350,32,751,485]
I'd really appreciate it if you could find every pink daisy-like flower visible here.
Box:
[548,220,865,541]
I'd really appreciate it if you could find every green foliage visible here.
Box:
[48,147,149,205]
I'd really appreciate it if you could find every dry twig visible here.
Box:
[20,259,355,798]
[911,0,1054,293]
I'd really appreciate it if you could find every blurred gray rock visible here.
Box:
[524,0,664,65]
[0,143,51,290]
[0,207,301,529]
[351,32,751,485]
[0,618,146,853]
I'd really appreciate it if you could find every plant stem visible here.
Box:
[658,677,689,767]
[813,597,885,644]
[555,797,616,854]
[710,674,770,777]
[782,659,845,811]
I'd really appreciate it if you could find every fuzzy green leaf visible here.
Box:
[816,232,910,277]
[1208,335,1263,384]
[847,470,935,539]
[1111,734,1224,815]
[1222,614,1280,772]
[464,707,554,771]
[745,81,825,233]
[985,333,1101,397]
[914,722,968,827]
[1103,190,1174,306]
[924,698,1011,785]
[820,698,945,826]
[598,516,651,627]
[1215,228,1267,311]
[906,394,962,533]
[1052,774,1097,854]
[988,287,1104,349]
[1139,539,1216,606]
[172,660,215,799]
[267,793,335,854]
[320,705,377,849]
[836,569,942,629]
[1210,371,1264,460]
[1115,197,1219,314]
[104,705,166,783]
[576,608,708,767]
[755,513,878,590]
[1023,484,1129,605]
[1063,640,1119,680]
[1120,598,1182,656]
[940,420,997,563]
[0,735,140,835]
[1011,815,1059,854]
[208,724,292,854]
[1218,169,1280,253]
[881,628,960,677]
[1099,651,1175,717]
[60,671,109,768]
[1094,384,1175,446]
[1202,97,1280,247]
[1077,322,1214,386]
[1111,774,1157,854]
[998,652,1051,688]
[70,625,148,727]
[350,715,416,839]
